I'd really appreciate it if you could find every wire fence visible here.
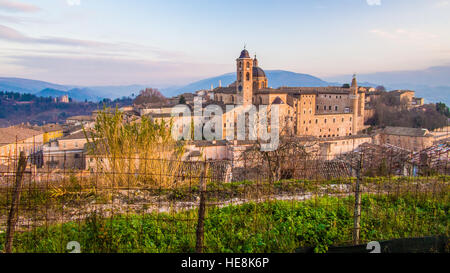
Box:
[0,144,448,253]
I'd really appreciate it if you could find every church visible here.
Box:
[211,48,366,139]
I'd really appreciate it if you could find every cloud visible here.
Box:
[3,55,229,86]
[67,0,81,6]
[434,1,449,7]
[0,24,188,62]
[366,0,381,6]
[0,24,115,47]
[370,29,438,40]
[0,0,40,13]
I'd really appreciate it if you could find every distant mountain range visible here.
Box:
[0,77,147,102]
[325,65,450,105]
[1,65,449,105]
[160,70,331,97]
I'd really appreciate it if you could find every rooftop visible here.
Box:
[382,126,431,137]
[0,126,43,145]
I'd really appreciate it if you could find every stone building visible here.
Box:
[0,126,44,166]
[42,131,92,170]
[212,48,366,140]
[373,126,435,152]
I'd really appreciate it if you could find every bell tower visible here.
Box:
[236,48,253,105]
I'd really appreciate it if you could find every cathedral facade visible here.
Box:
[212,48,366,139]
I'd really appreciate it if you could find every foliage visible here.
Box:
[368,94,448,130]
[436,102,450,118]
[86,108,186,188]
[133,88,167,106]
[0,90,132,126]
[2,192,448,253]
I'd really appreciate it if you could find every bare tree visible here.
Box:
[133,88,168,106]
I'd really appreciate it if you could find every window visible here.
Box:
[316,105,319,111]
[324,106,327,110]
[315,119,318,124]
[324,119,327,124]
[246,72,250,81]
[335,106,338,111]
[329,106,332,110]
[246,62,250,69]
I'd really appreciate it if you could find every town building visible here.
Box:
[0,126,44,166]
[210,48,366,139]
[373,127,435,152]
[42,131,92,170]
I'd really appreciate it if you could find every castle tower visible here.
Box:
[236,48,253,105]
[351,74,358,135]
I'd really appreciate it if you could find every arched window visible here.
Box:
[239,72,242,82]
[246,62,250,69]
[246,72,250,81]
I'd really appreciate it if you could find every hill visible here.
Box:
[325,65,450,105]
[0,77,73,94]
[0,78,146,102]
[160,70,330,97]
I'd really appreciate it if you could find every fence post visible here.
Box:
[4,151,27,253]
[196,161,208,253]
[353,152,363,246]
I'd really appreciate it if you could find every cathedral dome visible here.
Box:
[239,49,250,59]
[253,66,266,78]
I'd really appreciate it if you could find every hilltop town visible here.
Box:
[0,49,448,179]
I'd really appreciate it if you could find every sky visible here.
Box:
[0,0,449,86]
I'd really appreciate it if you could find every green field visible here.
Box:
[1,192,448,253]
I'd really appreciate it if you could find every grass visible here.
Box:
[1,192,448,253]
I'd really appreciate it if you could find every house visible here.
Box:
[373,126,435,152]
[42,131,93,170]
[0,126,44,166]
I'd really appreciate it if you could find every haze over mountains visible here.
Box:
[1,65,449,105]
[325,65,450,105]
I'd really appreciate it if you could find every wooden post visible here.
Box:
[4,151,27,253]
[353,153,363,245]
[195,161,208,253]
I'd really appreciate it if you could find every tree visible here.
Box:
[240,133,318,182]
[179,95,186,104]
[376,85,386,92]
[342,84,350,88]
[86,108,186,188]
[436,102,450,118]
[133,88,167,106]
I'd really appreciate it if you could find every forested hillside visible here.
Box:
[0,91,132,127]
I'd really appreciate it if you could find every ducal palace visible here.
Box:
[210,48,366,139]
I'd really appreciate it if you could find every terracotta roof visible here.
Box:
[383,127,431,137]
[60,131,93,141]
[0,126,43,145]
[67,115,95,121]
